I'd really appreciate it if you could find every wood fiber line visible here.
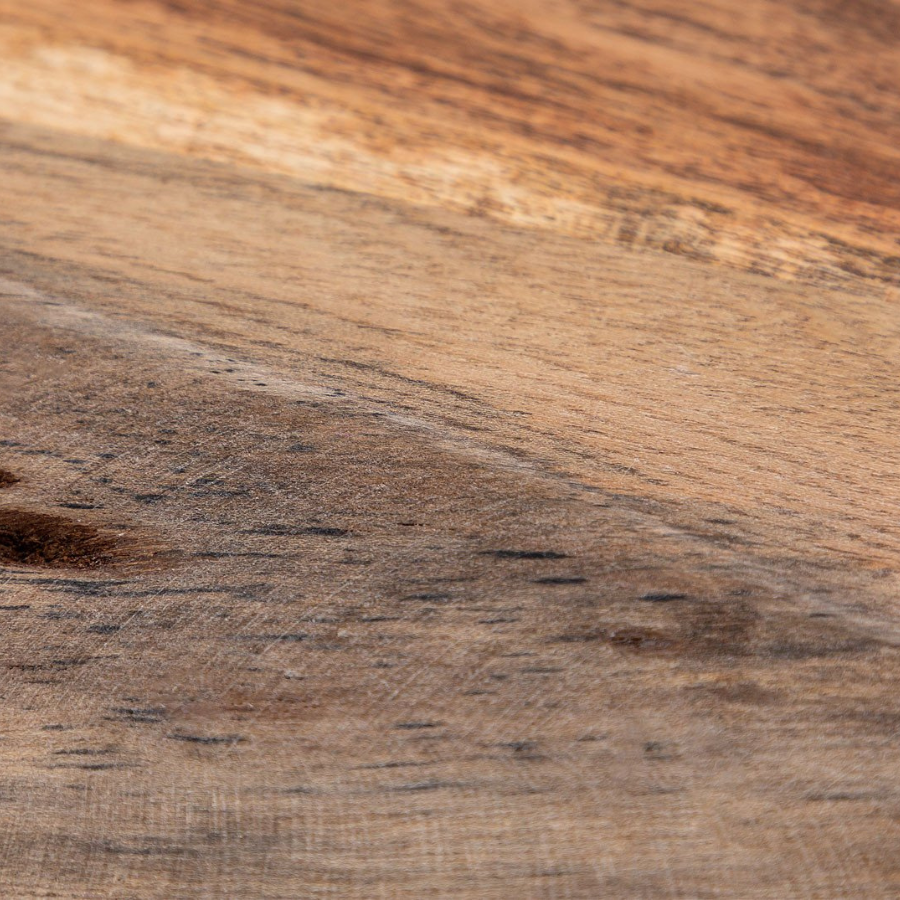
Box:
[1,0,899,286]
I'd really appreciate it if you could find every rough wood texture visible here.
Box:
[0,2,899,898]
[3,0,900,286]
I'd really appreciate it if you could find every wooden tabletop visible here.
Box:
[1,1,899,896]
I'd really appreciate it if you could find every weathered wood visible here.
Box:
[0,2,899,897]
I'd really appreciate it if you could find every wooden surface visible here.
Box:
[0,2,899,897]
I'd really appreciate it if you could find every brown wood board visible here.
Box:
[0,2,899,897]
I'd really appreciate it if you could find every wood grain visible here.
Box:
[2,0,900,286]
[0,2,899,897]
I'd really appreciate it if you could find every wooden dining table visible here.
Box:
[0,0,899,896]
